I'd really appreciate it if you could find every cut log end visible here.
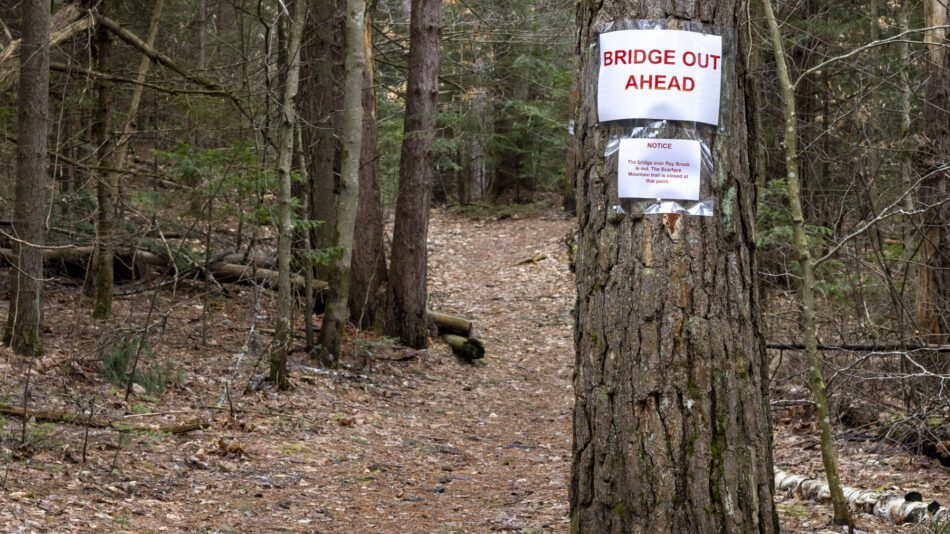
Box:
[444,334,485,362]
[427,310,473,337]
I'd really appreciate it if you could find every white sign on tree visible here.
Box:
[618,138,701,200]
[598,29,723,125]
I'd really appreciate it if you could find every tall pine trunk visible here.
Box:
[299,0,343,281]
[385,0,441,349]
[91,1,115,319]
[570,1,778,531]
[316,0,365,366]
[348,12,387,328]
[915,0,950,344]
[4,0,50,355]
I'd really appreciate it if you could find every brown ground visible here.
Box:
[0,208,947,533]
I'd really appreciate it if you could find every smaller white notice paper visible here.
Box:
[618,138,701,200]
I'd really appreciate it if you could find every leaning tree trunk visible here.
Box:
[385,0,442,349]
[348,12,387,328]
[570,1,778,532]
[316,0,365,366]
[762,0,849,524]
[4,0,50,355]
[915,0,950,346]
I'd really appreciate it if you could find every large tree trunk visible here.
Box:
[348,12,387,328]
[570,2,778,532]
[299,0,343,281]
[3,0,50,355]
[385,0,442,349]
[316,0,365,366]
[915,0,950,344]
[270,0,306,390]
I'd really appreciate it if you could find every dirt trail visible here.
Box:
[0,209,577,533]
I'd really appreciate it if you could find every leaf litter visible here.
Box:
[0,207,946,533]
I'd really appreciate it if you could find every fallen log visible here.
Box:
[209,262,328,293]
[1,245,167,283]
[0,248,321,295]
[444,334,485,362]
[0,246,166,266]
[0,403,208,434]
[428,311,473,337]
[775,469,947,525]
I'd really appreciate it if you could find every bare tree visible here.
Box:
[299,0,343,282]
[915,0,950,344]
[762,0,849,524]
[90,0,164,320]
[91,0,116,319]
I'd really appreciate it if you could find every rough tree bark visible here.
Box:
[385,0,442,349]
[316,0,365,366]
[570,1,778,532]
[348,12,387,328]
[91,0,115,319]
[299,0,343,281]
[915,0,950,344]
[3,0,50,355]
[270,0,306,390]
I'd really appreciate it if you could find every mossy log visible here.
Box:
[427,311,473,337]
[0,403,208,434]
[775,470,947,525]
[444,334,484,361]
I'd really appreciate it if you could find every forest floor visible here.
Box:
[0,207,948,533]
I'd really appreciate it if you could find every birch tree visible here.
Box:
[270,0,306,390]
[315,0,365,366]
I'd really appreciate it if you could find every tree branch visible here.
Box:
[793,25,950,90]
[94,14,274,148]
